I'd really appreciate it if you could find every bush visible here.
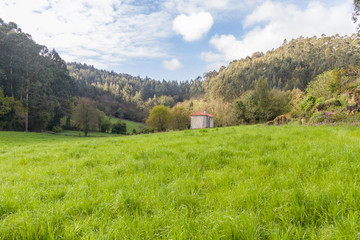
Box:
[52,125,63,133]
[329,110,347,122]
[99,114,112,133]
[309,112,326,124]
[112,122,127,134]
[300,96,316,112]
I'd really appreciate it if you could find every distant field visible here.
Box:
[111,118,146,133]
[1,126,360,239]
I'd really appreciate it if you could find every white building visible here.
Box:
[190,109,214,129]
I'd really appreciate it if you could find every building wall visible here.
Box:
[191,116,214,129]
[191,116,204,129]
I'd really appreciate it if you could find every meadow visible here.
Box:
[0,125,360,239]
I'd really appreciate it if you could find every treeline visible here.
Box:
[67,62,204,121]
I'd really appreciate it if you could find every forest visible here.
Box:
[0,19,202,133]
[1,18,360,133]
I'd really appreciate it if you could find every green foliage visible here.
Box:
[204,35,360,101]
[0,89,11,116]
[286,88,305,118]
[1,126,360,238]
[171,107,190,130]
[111,118,145,134]
[309,111,326,123]
[190,77,205,97]
[300,95,316,112]
[67,63,201,122]
[306,71,333,98]
[146,105,172,131]
[234,100,250,124]
[98,112,112,133]
[0,89,25,130]
[306,69,347,100]
[0,20,76,131]
[158,95,175,108]
[111,121,127,134]
[73,98,100,136]
[296,65,360,124]
[234,79,289,123]
[52,125,63,133]
[329,110,347,122]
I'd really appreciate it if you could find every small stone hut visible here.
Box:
[190,109,214,129]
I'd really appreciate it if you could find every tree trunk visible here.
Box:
[25,82,29,132]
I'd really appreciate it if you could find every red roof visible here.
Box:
[191,111,214,117]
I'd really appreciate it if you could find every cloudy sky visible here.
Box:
[0,0,356,81]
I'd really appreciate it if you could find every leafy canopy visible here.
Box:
[146,105,172,132]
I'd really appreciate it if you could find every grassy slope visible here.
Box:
[111,118,146,133]
[1,126,360,239]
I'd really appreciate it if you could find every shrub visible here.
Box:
[309,112,326,124]
[300,96,316,112]
[52,125,63,133]
[329,110,347,122]
[112,122,127,134]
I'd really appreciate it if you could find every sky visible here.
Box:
[0,0,357,81]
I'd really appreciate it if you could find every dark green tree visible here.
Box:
[112,121,127,134]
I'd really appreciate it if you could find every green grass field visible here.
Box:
[1,125,360,239]
[57,131,119,137]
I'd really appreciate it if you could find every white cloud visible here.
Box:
[0,0,172,67]
[202,0,356,68]
[0,0,355,80]
[163,58,183,71]
[173,12,214,41]
[164,0,260,15]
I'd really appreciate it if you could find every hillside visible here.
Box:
[1,126,360,238]
[0,19,201,130]
[2,18,360,131]
[204,35,360,101]
[67,62,203,121]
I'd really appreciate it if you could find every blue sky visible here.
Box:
[0,0,356,81]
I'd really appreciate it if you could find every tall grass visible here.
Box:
[0,126,360,239]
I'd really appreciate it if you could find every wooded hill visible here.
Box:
[1,17,360,132]
[67,62,204,121]
[203,35,360,101]
[0,19,203,131]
